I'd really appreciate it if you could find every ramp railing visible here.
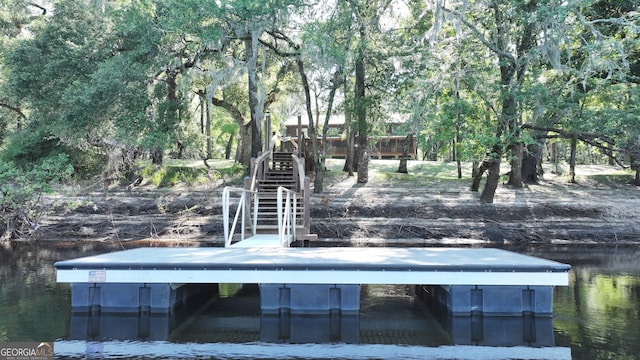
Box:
[277,186,297,247]
[222,185,297,248]
[222,187,259,247]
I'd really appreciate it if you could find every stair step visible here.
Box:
[264,174,295,180]
[254,224,307,231]
[258,179,296,184]
[256,193,303,199]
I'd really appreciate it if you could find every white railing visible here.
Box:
[222,185,297,248]
[222,187,259,247]
[277,186,297,247]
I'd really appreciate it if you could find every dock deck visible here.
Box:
[55,247,569,285]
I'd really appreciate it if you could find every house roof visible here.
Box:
[284,114,345,127]
[284,113,408,127]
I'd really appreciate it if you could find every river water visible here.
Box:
[1,242,639,359]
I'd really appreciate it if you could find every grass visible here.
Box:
[322,159,475,188]
[135,157,635,189]
[587,172,637,186]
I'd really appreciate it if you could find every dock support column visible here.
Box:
[70,283,219,314]
[417,285,554,315]
[259,284,361,314]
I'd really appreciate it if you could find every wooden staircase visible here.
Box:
[223,150,315,248]
[251,152,314,241]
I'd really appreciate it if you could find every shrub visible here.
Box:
[0,154,73,241]
[1,128,105,179]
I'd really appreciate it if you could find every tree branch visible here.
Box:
[260,29,301,57]
[0,101,28,121]
[28,3,47,15]
[440,6,516,63]
[210,95,246,126]
[522,123,628,167]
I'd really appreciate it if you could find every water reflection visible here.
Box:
[65,283,562,354]
[54,341,571,360]
[445,315,555,347]
[69,312,183,341]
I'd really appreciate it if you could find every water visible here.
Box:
[1,242,639,359]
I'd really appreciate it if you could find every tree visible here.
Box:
[443,0,539,202]
[295,3,351,192]
[439,0,638,201]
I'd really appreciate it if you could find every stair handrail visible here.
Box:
[290,152,311,238]
[277,186,297,247]
[248,151,271,191]
[222,186,259,247]
[291,153,306,193]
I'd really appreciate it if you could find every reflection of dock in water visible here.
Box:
[68,284,562,351]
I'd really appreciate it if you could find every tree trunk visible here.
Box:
[508,143,523,187]
[397,158,408,174]
[480,154,502,203]
[470,160,487,192]
[522,139,544,183]
[356,135,369,183]
[151,148,163,165]
[632,142,640,186]
[225,133,234,160]
[246,37,262,158]
[199,94,205,134]
[343,75,355,176]
[237,123,252,166]
[343,128,355,175]
[456,126,462,178]
[317,68,343,193]
[471,143,503,202]
[295,56,320,192]
[354,26,368,184]
[607,143,615,166]
[569,137,577,183]
[397,133,413,174]
[205,93,212,159]
[152,71,179,165]
[472,160,479,179]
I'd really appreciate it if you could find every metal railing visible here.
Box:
[276,186,297,247]
[222,185,297,248]
[222,187,258,247]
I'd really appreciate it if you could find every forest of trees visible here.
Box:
[0,0,638,211]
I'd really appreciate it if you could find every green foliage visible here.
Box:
[0,0,638,198]
[1,128,104,178]
[0,154,73,240]
[0,129,64,169]
[137,159,245,187]
[140,164,207,187]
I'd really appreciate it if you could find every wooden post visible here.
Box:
[264,111,271,153]
[297,112,302,156]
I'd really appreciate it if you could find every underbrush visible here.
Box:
[138,159,245,187]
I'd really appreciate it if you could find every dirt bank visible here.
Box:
[33,162,640,248]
